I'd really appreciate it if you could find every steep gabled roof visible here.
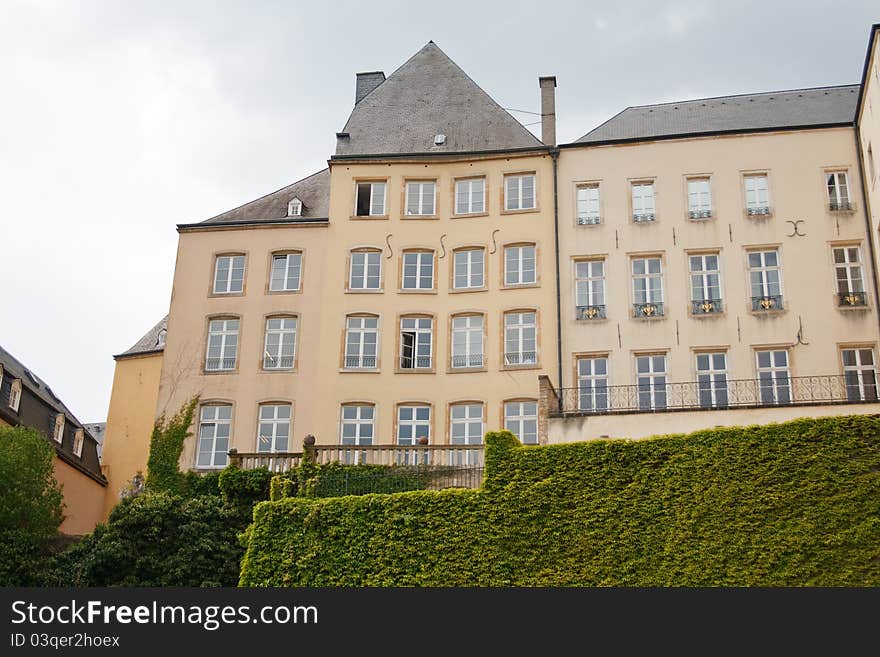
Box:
[114,316,168,359]
[199,168,330,224]
[575,85,860,144]
[335,41,544,157]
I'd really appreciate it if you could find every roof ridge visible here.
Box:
[625,83,860,110]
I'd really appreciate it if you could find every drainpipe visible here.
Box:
[551,147,563,391]
[854,129,880,338]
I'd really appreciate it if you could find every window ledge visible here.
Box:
[631,315,667,322]
[262,368,298,374]
[689,311,726,319]
[266,289,302,295]
[208,292,245,299]
[575,317,609,323]
[836,304,871,312]
[394,369,437,375]
[501,364,541,372]
[338,368,381,373]
[350,215,389,221]
[449,287,488,294]
[202,369,238,375]
[446,367,488,374]
[398,289,438,295]
[500,207,540,216]
[401,215,439,220]
[345,289,384,294]
[749,309,787,317]
[451,212,489,219]
[501,283,540,291]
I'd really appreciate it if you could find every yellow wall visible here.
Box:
[858,29,880,287]
[101,351,163,518]
[55,457,105,535]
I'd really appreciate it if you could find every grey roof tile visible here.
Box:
[576,85,860,144]
[200,168,330,224]
[335,41,544,156]
[115,316,167,358]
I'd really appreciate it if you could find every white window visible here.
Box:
[504,401,538,445]
[196,405,231,468]
[756,350,791,404]
[696,352,728,408]
[504,312,537,366]
[263,317,297,370]
[631,182,655,222]
[257,403,291,452]
[355,181,386,216]
[400,317,433,370]
[213,255,245,294]
[205,319,239,371]
[397,405,431,445]
[287,198,302,217]
[451,315,484,368]
[842,348,878,402]
[687,178,712,218]
[450,403,484,445]
[8,378,21,412]
[344,316,378,369]
[455,178,485,214]
[748,250,782,309]
[575,260,605,317]
[504,244,536,286]
[340,404,374,445]
[269,253,302,292]
[577,357,608,412]
[632,257,664,316]
[402,251,434,290]
[744,175,770,215]
[576,184,600,225]
[156,328,167,348]
[834,246,866,304]
[73,429,84,457]
[405,181,436,216]
[505,173,536,211]
[453,249,485,289]
[826,172,851,210]
[689,253,722,313]
[636,354,667,410]
[349,250,382,290]
[53,413,64,443]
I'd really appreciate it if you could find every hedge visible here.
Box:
[239,415,880,586]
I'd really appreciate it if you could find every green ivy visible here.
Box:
[145,396,199,495]
[240,416,880,586]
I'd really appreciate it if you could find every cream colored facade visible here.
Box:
[858,26,880,282]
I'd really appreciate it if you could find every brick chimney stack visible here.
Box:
[355,71,386,104]
[539,76,557,147]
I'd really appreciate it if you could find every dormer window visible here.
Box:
[73,429,85,457]
[287,197,303,217]
[156,328,167,348]
[53,413,65,443]
[9,378,21,412]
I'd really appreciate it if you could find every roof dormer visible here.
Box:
[287,197,303,217]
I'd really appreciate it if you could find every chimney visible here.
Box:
[539,76,557,146]
[355,71,386,104]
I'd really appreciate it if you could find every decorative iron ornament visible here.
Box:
[786,220,806,237]
[577,305,606,320]
[384,234,394,259]
[759,297,775,309]
[700,301,714,313]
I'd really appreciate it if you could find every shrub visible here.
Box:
[240,416,880,586]
[0,426,64,585]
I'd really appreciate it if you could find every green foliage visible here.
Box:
[240,417,880,586]
[269,462,439,501]
[0,425,64,585]
[48,492,246,587]
[218,466,273,509]
[145,396,198,495]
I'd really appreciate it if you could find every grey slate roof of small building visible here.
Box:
[0,345,82,429]
[115,316,168,359]
[335,41,544,157]
[575,85,860,144]
[200,168,330,224]
[83,422,106,457]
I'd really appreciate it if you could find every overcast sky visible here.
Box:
[1,0,877,423]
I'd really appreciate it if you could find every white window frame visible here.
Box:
[287,198,302,217]
[756,349,791,405]
[263,317,297,370]
[349,250,382,290]
[453,248,485,289]
[401,251,434,290]
[451,314,484,369]
[205,319,239,371]
[449,403,484,445]
[73,429,84,457]
[397,405,431,445]
[833,246,865,296]
[355,181,386,216]
[577,357,609,412]
[687,178,712,218]
[696,352,728,408]
[504,400,538,445]
[576,184,601,225]
[841,347,878,402]
[504,244,536,286]
[689,253,722,303]
[826,171,850,210]
[631,182,655,222]
[213,255,245,294]
[269,252,302,292]
[744,174,770,215]
[504,174,536,211]
[504,311,537,366]
[455,178,486,215]
[196,405,231,469]
[632,257,664,304]
[9,378,21,412]
[405,180,436,216]
[399,317,433,370]
[636,354,667,410]
[339,404,374,446]
[53,413,65,444]
[344,316,379,369]
[575,260,605,310]
[747,250,782,302]
[257,403,291,453]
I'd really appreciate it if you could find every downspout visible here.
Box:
[854,128,880,337]
[551,147,563,391]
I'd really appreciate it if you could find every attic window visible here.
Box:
[156,328,167,348]
[287,198,303,217]
[53,413,65,444]
[9,379,21,412]
[434,134,446,146]
[73,429,84,457]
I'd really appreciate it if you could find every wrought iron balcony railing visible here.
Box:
[263,355,295,370]
[555,374,878,416]
[577,214,601,225]
[633,212,655,223]
[751,295,784,311]
[633,301,665,318]
[577,304,606,320]
[504,351,538,366]
[344,355,377,369]
[451,354,484,368]
[829,200,854,212]
[747,206,771,216]
[205,357,237,371]
[838,291,868,307]
[691,299,723,315]
[399,356,433,369]
[689,209,712,219]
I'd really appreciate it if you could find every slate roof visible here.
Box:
[576,85,860,144]
[83,422,106,457]
[115,316,168,359]
[199,168,330,225]
[1,345,82,430]
[335,41,544,157]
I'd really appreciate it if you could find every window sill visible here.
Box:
[631,315,667,322]
[500,207,540,216]
[338,368,381,373]
[827,206,857,214]
[394,368,437,375]
[262,367,298,374]
[208,292,245,299]
[345,289,384,294]
[202,369,239,375]
[836,304,870,312]
[689,311,726,319]
[575,317,608,323]
[401,215,439,220]
[501,283,540,291]
[398,289,438,294]
[350,215,389,221]
[744,210,774,220]
[749,309,787,317]
[451,212,489,219]
[266,289,303,295]
[446,367,488,374]
[449,287,488,294]
[501,364,541,372]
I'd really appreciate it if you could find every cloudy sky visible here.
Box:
[1,0,877,422]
